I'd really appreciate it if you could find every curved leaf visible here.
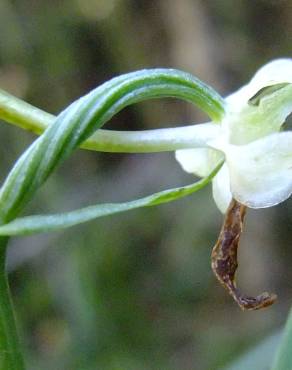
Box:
[0,69,225,224]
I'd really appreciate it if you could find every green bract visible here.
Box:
[176,59,292,213]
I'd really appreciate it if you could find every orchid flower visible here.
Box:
[0,60,291,237]
[176,59,292,213]
[0,59,290,313]
[1,57,292,369]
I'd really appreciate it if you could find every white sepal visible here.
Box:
[226,132,292,208]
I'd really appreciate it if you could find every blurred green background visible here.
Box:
[0,1,291,369]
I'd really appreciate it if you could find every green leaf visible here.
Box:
[0,162,223,236]
[0,69,225,224]
[271,307,292,370]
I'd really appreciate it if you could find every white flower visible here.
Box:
[175,59,292,213]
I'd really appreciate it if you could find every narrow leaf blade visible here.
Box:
[0,162,223,236]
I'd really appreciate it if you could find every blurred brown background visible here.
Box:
[0,0,291,369]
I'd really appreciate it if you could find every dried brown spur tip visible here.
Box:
[211,198,277,311]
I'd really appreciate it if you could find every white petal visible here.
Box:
[175,148,224,177]
[226,58,292,108]
[226,132,292,208]
[212,164,232,213]
[250,58,292,85]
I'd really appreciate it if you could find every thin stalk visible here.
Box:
[0,88,220,153]
[0,237,24,370]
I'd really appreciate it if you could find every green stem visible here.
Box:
[0,88,220,153]
[0,237,24,370]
